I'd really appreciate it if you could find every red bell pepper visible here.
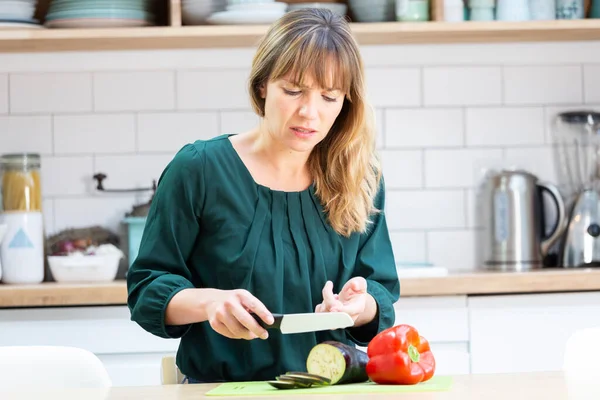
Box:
[366,324,435,385]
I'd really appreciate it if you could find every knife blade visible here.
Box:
[251,312,354,334]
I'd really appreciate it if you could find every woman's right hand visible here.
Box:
[206,289,274,340]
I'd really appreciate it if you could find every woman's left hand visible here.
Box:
[315,277,367,323]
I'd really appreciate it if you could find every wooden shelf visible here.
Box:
[2,268,600,308]
[1,19,600,53]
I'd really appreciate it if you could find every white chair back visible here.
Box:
[161,355,184,385]
[563,327,600,399]
[0,345,112,389]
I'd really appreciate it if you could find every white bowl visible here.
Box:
[227,0,275,5]
[287,3,347,15]
[48,253,123,283]
[182,0,227,25]
[226,1,287,11]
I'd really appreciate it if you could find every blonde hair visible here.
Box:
[248,8,381,237]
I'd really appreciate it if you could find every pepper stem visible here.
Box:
[408,344,420,363]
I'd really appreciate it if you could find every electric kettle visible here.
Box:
[478,169,567,271]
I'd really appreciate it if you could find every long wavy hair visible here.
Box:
[248,8,381,237]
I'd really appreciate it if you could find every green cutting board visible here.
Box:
[205,376,453,396]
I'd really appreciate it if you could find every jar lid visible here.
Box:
[0,153,41,168]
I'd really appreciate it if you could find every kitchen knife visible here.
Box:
[251,312,354,334]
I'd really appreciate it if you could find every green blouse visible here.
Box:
[126,134,400,383]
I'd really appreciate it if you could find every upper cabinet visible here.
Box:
[1,0,600,53]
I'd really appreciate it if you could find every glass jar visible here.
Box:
[0,153,44,284]
[0,153,42,213]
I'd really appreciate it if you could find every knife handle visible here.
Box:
[250,313,283,330]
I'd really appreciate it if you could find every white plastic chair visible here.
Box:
[563,327,600,399]
[161,355,185,385]
[0,345,112,389]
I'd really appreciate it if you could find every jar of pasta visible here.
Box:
[0,153,44,284]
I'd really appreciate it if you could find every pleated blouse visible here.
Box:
[126,134,400,383]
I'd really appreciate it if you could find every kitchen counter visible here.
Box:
[0,371,591,400]
[1,268,600,308]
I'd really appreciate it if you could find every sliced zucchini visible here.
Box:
[267,380,299,389]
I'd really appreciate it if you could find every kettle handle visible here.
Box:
[538,182,567,257]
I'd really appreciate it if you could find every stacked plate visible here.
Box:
[0,0,42,29]
[44,0,156,28]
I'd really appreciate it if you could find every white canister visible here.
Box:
[0,153,44,284]
[0,211,44,284]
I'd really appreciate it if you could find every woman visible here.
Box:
[126,8,400,384]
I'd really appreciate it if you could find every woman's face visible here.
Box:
[259,68,346,154]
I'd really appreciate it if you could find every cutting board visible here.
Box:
[205,376,452,396]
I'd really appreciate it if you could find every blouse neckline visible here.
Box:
[224,134,315,195]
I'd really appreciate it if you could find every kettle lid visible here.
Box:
[490,168,538,180]
[557,110,600,124]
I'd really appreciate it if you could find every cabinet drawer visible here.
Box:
[469,291,600,374]
[0,306,180,354]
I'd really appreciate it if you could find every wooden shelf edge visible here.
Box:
[1,19,600,53]
[1,269,600,308]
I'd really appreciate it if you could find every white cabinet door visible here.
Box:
[357,295,471,376]
[469,291,600,374]
[0,306,180,387]
[393,295,469,343]
[430,342,470,376]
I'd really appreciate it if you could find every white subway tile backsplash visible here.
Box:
[53,196,138,234]
[375,108,384,148]
[360,42,600,67]
[380,150,423,189]
[466,107,545,146]
[42,199,55,236]
[504,66,582,105]
[465,189,480,228]
[504,146,559,184]
[177,69,251,110]
[10,73,92,113]
[93,154,174,191]
[0,116,52,154]
[423,67,502,106]
[0,74,7,113]
[583,65,600,104]
[93,71,175,111]
[0,48,257,73]
[389,231,427,264]
[220,110,259,134]
[41,156,94,197]
[385,108,464,148]
[428,230,477,270]
[2,43,590,272]
[53,114,136,155]
[386,190,465,230]
[425,149,504,188]
[137,112,219,152]
[365,68,421,107]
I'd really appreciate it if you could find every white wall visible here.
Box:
[1,40,599,271]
